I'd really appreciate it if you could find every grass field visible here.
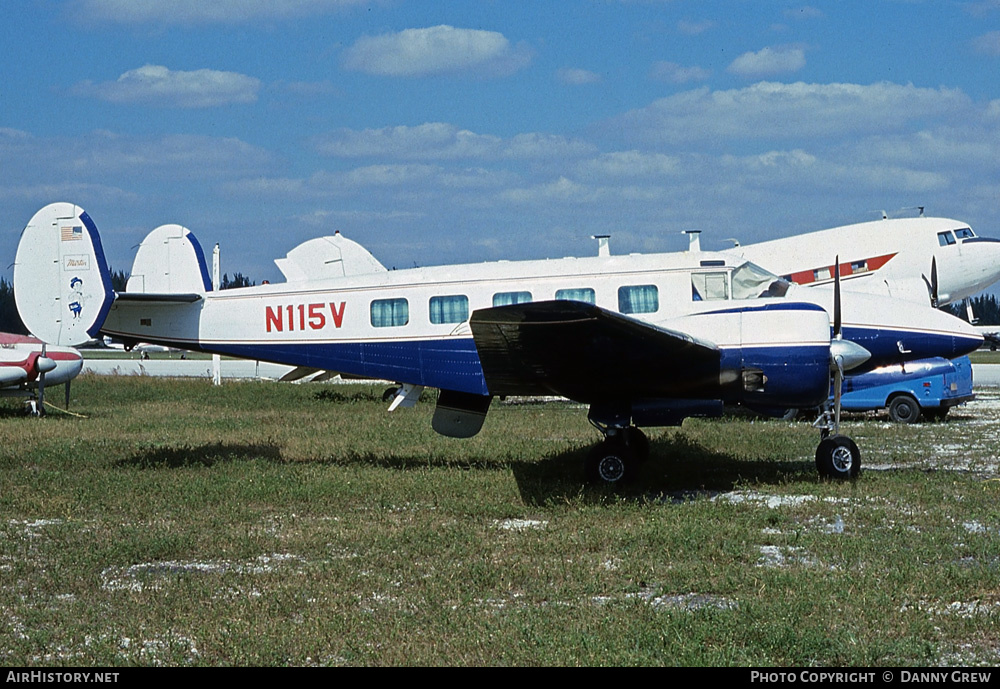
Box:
[3,374,1000,666]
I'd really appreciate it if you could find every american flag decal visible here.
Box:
[60,225,83,242]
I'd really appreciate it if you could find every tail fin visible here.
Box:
[14,203,114,347]
[126,224,212,294]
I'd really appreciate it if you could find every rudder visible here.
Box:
[14,203,114,346]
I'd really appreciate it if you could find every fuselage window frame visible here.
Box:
[618,284,659,314]
[370,298,410,328]
[555,287,596,304]
[429,294,470,325]
[492,291,533,307]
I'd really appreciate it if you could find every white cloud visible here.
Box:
[972,31,1000,56]
[341,25,532,78]
[76,65,260,108]
[313,123,594,161]
[650,61,711,84]
[677,19,715,35]
[727,46,806,78]
[68,0,367,24]
[611,82,974,144]
[557,68,602,85]
[577,151,682,179]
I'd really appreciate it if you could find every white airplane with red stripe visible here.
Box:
[0,332,83,414]
[726,214,1000,308]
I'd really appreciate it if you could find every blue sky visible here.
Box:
[2,0,999,284]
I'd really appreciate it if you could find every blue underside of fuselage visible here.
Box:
[186,324,978,406]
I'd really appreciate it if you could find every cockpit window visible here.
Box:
[732,261,790,299]
[955,228,975,240]
[938,231,957,246]
[691,272,729,301]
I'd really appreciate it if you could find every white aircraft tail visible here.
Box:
[126,224,212,294]
[14,203,114,347]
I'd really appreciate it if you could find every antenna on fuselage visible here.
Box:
[683,230,702,252]
[592,235,610,257]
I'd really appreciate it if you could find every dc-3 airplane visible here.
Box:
[13,203,983,483]
[725,212,1000,308]
[0,331,83,414]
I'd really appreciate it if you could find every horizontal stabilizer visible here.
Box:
[14,203,114,346]
[115,292,203,304]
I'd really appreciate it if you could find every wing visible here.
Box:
[469,300,722,403]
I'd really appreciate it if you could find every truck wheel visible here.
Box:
[887,395,921,424]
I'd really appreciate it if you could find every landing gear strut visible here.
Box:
[586,423,649,485]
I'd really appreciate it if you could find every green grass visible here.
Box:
[2,375,1000,666]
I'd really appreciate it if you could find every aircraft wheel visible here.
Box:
[382,386,399,402]
[887,394,921,424]
[623,426,650,463]
[815,435,860,480]
[587,439,637,485]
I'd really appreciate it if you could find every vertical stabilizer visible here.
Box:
[126,224,212,294]
[14,203,114,347]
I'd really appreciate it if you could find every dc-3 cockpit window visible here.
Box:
[691,262,790,302]
[938,231,957,246]
[955,228,975,240]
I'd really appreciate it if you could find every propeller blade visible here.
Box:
[833,256,842,339]
[64,380,71,409]
[37,343,46,412]
[930,256,939,308]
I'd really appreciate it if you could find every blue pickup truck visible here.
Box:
[839,356,974,422]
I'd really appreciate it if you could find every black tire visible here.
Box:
[887,394,921,424]
[382,386,399,402]
[815,435,860,480]
[586,439,637,485]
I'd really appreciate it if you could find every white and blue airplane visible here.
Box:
[13,203,982,483]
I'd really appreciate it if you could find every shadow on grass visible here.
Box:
[117,441,283,469]
[511,433,816,506]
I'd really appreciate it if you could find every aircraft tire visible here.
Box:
[887,394,921,424]
[587,439,637,485]
[815,435,860,480]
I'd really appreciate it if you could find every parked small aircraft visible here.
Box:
[0,332,83,414]
[725,212,1000,307]
[13,203,982,482]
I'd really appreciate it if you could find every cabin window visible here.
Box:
[851,260,868,273]
[618,285,659,314]
[492,291,532,307]
[955,228,975,240]
[429,295,469,325]
[555,287,596,304]
[691,272,728,301]
[938,231,956,246]
[813,267,831,281]
[370,298,409,328]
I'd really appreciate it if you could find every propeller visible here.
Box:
[827,257,871,435]
[921,256,939,308]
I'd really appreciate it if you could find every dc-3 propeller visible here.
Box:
[922,256,940,309]
[814,257,871,479]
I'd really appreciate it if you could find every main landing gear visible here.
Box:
[586,425,649,485]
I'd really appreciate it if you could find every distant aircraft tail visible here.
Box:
[14,203,114,346]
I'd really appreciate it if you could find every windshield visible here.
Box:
[732,261,790,300]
